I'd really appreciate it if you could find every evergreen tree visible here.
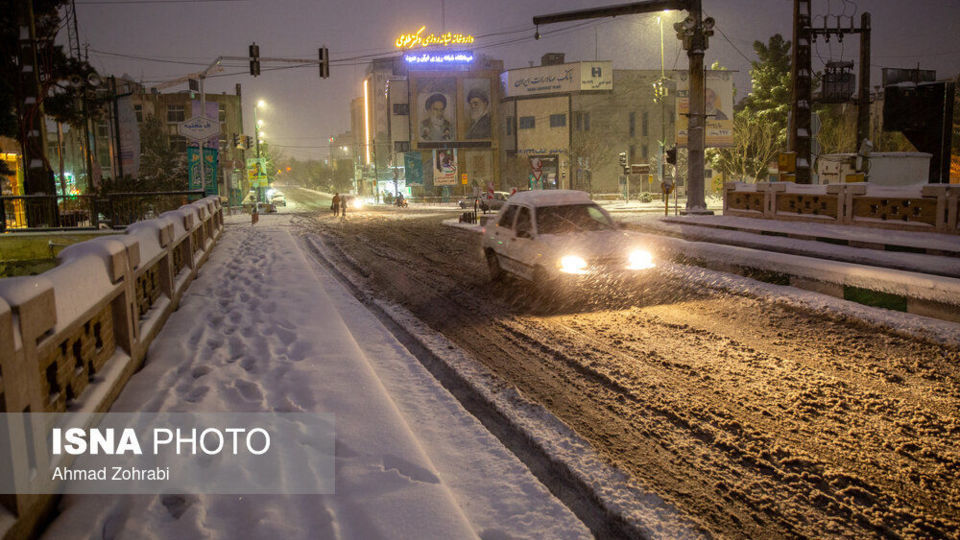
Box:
[739,34,792,144]
[1,0,101,173]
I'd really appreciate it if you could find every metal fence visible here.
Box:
[1,191,205,232]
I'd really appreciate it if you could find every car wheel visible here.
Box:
[486,251,503,282]
[532,266,557,305]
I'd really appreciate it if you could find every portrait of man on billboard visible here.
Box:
[417,78,457,142]
[464,78,492,139]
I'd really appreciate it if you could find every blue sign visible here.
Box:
[404,52,474,65]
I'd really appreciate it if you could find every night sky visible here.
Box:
[73,0,960,160]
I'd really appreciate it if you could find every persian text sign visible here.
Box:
[396,27,475,49]
[178,116,219,141]
[501,62,613,97]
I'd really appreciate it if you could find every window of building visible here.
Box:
[392,103,409,115]
[506,116,514,135]
[629,112,636,137]
[629,145,636,164]
[96,122,109,138]
[705,169,713,178]
[642,111,649,137]
[167,105,185,123]
[170,135,187,153]
[518,116,535,129]
[218,103,226,122]
[642,144,648,160]
[97,147,110,168]
[549,114,566,128]
[134,104,143,123]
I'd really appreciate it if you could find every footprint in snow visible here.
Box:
[191,366,211,379]
[234,379,264,402]
[184,386,210,403]
[240,356,257,373]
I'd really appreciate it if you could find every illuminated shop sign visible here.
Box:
[404,52,475,65]
[396,26,475,49]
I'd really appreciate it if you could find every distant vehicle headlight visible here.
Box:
[626,249,655,270]
[352,198,363,209]
[559,255,588,274]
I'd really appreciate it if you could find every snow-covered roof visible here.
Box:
[509,190,593,207]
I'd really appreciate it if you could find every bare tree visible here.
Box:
[707,113,780,182]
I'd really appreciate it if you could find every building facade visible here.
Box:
[501,56,681,195]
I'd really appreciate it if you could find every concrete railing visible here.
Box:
[0,196,222,539]
[724,182,960,234]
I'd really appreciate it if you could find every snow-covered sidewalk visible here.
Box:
[43,215,589,539]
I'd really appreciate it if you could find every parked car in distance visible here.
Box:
[459,191,510,212]
[481,190,655,290]
[270,192,286,207]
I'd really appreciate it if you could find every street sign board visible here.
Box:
[178,116,220,140]
[631,163,650,175]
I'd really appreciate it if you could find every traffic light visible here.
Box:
[245,135,253,149]
[232,133,240,148]
[618,152,627,173]
[249,43,261,77]
[319,47,329,79]
[666,147,677,165]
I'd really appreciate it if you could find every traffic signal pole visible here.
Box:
[533,0,713,213]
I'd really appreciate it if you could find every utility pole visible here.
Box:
[795,3,871,183]
[16,0,56,209]
[790,0,813,183]
[110,76,124,179]
[533,0,713,213]
[856,13,871,147]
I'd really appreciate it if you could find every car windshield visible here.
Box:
[535,204,615,234]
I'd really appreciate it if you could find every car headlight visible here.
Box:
[558,255,588,274]
[352,198,363,209]
[626,249,655,270]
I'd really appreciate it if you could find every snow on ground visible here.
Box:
[44,214,590,540]
[443,215,960,347]
[304,235,704,538]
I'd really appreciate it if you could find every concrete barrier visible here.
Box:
[0,196,223,540]
[724,182,960,234]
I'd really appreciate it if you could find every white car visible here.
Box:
[481,190,655,289]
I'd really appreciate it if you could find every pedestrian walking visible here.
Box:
[331,192,341,217]
[340,195,348,219]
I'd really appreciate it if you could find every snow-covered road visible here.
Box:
[43,213,591,539]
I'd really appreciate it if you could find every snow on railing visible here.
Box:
[724,182,960,234]
[0,196,222,532]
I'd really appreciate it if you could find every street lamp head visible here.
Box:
[257,99,267,109]
[257,119,264,128]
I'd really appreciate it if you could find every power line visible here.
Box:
[77,0,247,4]
[712,24,753,66]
